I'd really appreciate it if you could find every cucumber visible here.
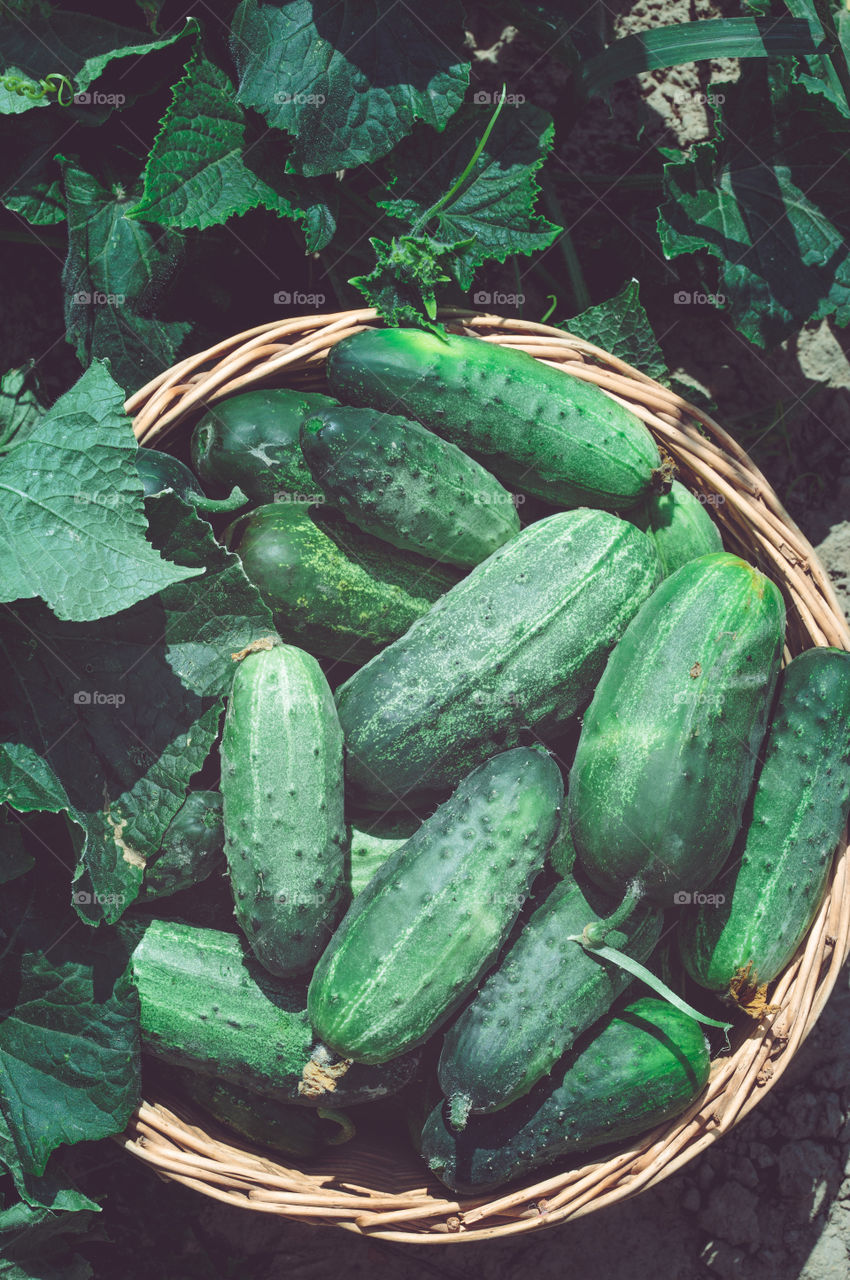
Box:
[437,874,663,1126]
[548,811,576,878]
[348,814,418,898]
[138,790,224,902]
[149,1065,353,1157]
[221,641,348,977]
[307,747,564,1065]
[226,503,458,664]
[335,509,661,806]
[630,480,723,576]
[422,997,710,1193]
[326,328,663,509]
[136,448,247,514]
[678,646,850,999]
[123,918,422,1106]
[569,552,785,902]
[190,388,338,503]
[299,405,520,567]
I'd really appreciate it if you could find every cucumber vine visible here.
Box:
[1,70,74,105]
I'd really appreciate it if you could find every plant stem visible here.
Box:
[542,188,591,313]
[410,85,507,238]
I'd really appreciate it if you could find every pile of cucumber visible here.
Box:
[129,327,850,1195]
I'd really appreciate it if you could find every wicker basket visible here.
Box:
[121,307,850,1242]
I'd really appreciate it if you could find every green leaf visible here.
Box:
[0,1174,97,1246]
[0,362,200,623]
[0,113,65,223]
[658,69,850,347]
[576,16,828,99]
[143,490,275,698]
[129,51,307,230]
[379,103,560,291]
[60,159,192,395]
[0,364,47,455]
[0,814,33,886]
[230,0,469,176]
[785,0,850,117]
[0,11,197,115]
[0,597,223,925]
[0,744,78,818]
[0,884,140,1185]
[349,235,457,325]
[564,280,669,383]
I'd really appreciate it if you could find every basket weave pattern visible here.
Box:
[121,309,850,1242]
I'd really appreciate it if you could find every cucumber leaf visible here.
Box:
[129,51,317,233]
[564,279,669,383]
[658,68,850,347]
[0,362,200,623]
[61,159,192,395]
[378,103,560,291]
[349,235,458,326]
[230,0,469,176]
[0,878,140,1190]
[0,365,47,455]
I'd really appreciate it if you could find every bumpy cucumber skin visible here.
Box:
[438,875,662,1123]
[300,406,520,567]
[335,509,661,806]
[679,647,850,992]
[125,919,422,1106]
[227,503,458,664]
[221,643,348,977]
[307,747,564,1065]
[422,997,710,1193]
[139,790,224,901]
[629,480,723,577]
[326,328,662,509]
[190,388,337,502]
[570,552,786,902]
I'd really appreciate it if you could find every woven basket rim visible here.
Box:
[123,307,850,1242]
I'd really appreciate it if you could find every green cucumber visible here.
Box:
[326,327,663,509]
[548,811,577,878]
[190,388,338,503]
[335,509,661,806]
[679,646,850,1000]
[123,918,422,1106]
[226,503,458,664]
[422,997,710,1193]
[221,640,348,977]
[149,1065,353,1157]
[300,405,520,567]
[438,874,662,1126]
[307,747,564,1065]
[570,552,785,902]
[139,790,224,902]
[348,814,418,898]
[629,480,723,576]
